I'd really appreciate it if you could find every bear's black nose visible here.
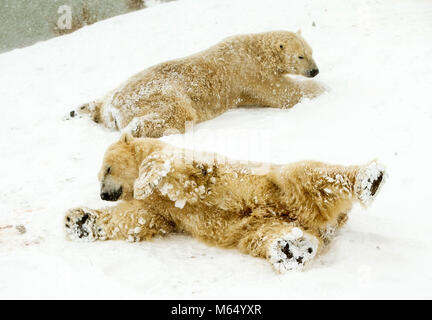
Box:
[308,68,319,77]
[100,186,122,201]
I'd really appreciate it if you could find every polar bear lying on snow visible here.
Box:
[68,31,324,138]
[65,134,386,272]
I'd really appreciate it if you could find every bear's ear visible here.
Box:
[120,133,133,144]
[296,29,302,35]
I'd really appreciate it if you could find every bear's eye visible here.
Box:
[279,44,284,49]
[106,166,111,174]
[298,56,304,59]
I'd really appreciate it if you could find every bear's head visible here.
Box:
[264,30,319,78]
[98,133,140,201]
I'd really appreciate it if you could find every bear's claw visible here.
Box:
[269,227,318,273]
[64,208,106,241]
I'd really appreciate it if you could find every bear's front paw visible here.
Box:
[64,208,106,241]
[134,174,164,200]
[134,158,171,200]
[123,113,166,138]
[268,228,318,273]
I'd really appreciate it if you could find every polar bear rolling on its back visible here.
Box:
[65,134,386,272]
[69,31,324,138]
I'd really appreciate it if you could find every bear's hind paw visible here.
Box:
[268,228,318,273]
[64,208,106,242]
[63,102,97,122]
[63,109,83,121]
[355,161,387,207]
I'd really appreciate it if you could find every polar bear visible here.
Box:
[65,134,386,272]
[68,31,324,138]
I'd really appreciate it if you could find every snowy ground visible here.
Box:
[1,0,432,299]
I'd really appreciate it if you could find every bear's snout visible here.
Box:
[100,186,122,201]
[307,68,319,78]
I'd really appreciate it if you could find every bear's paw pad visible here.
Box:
[355,161,387,207]
[269,228,318,273]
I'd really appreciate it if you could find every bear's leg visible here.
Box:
[271,160,386,228]
[297,79,327,99]
[64,201,175,242]
[123,113,171,138]
[316,211,350,245]
[239,83,300,109]
[235,218,321,272]
[240,78,326,109]
[123,99,198,138]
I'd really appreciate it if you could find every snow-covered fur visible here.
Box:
[68,31,324,138]
[65,134,386,272]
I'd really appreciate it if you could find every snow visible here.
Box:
[1,0,432,299]
[175,199,186,209]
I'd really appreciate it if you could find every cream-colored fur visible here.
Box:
[69,31,324,138]
[65,134,386,272]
